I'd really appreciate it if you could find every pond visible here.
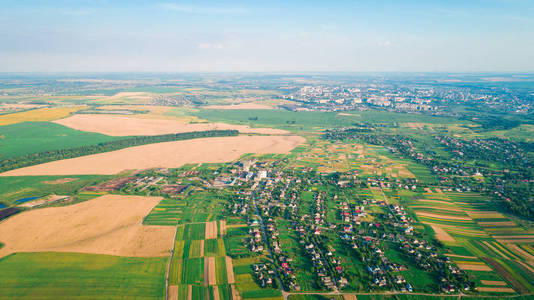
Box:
[14,196,40,204]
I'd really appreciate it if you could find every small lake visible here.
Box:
[0,203,6,209]
[14,196,40,204]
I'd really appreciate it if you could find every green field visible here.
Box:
[0,252,167,300]
[0,121,118,159]
[0,175,112,206]
[189,109,470,132]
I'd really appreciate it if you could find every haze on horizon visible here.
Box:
[1,0,533,73]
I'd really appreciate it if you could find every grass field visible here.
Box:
[0,252,167,300]
[0,122,118,159]
[0,106,85,126]
[0,174,111,206]
[191,109,468,133]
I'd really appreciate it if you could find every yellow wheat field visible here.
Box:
[0,106,85,126]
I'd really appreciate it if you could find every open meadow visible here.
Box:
[0,121,118,159]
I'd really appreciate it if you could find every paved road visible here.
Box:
[251,181,286,294]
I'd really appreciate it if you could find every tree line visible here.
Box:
[0,130,239,172]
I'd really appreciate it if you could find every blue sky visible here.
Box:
[1,0,533,72]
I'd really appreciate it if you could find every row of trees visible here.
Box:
[0,130,239,172]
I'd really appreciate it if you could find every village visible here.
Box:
[146,158,475,295]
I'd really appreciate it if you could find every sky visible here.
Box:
[1,0,533,72]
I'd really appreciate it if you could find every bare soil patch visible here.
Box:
[0,194,174,257]
[456,263,492,271]
[204,257,216,285]
[42,178,78,184]
[477,287,515,292]
[230,285,241,300]
[412,205,463,212]
[478,221,517,227]
[226,256,235,284]
[98,105,171,114]
[492,235,534,239]
[227,224,247,228]
[54,114,288,136]
[18,194,70,208]
[83,177,135,191]
[497,239,534,243]
[467,211,506,219]
[343,295,358,300]
[169,285,178,300]
[446,254,478,259]
[187,285,192,300]
[110,92,153,100]
[160,185,188,195]
[199,240,205,257]
[1,135,305,176]
[212,285,220,300]
[205,221,218,239]
[204,103,273,110]
[419,199,453,205]
[219,220,227,236]
[480,280,507,286]
[403,122,429,129]
[416,212,471,221]
[426,223,455,242]
[507,244,534,261]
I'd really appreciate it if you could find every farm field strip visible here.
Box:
[226,256,235,284]
[0,194,175,257]
[408,191,534,296]
[169,285,178,300]
[480,280,507,286]
[455,263,493,271]
[482,257,531,293]
[1,135,305,176]
[476,287,516,293]
[0,106,85,126]
[507,244,534,261]
[416,211,472,221]
[213,285,221,300]
[0,252,168,299]
[425,222,455,242]
[206,220,218,239]
[54,113,290,136]
[219,220,227,236]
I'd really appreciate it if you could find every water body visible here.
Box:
[14,196,39,204]
[0,203,6,209]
